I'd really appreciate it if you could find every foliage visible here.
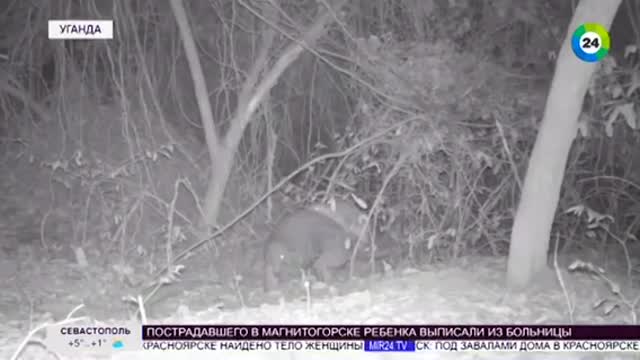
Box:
[0,0,638,279]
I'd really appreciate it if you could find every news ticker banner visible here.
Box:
[44,324,640,356]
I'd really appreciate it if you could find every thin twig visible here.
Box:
[148,115,420,283]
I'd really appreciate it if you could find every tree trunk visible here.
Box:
[196,2,346,229]
[202,145,234,228]
[506,0,621,289]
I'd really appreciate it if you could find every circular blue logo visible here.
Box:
[572,23,611,63]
